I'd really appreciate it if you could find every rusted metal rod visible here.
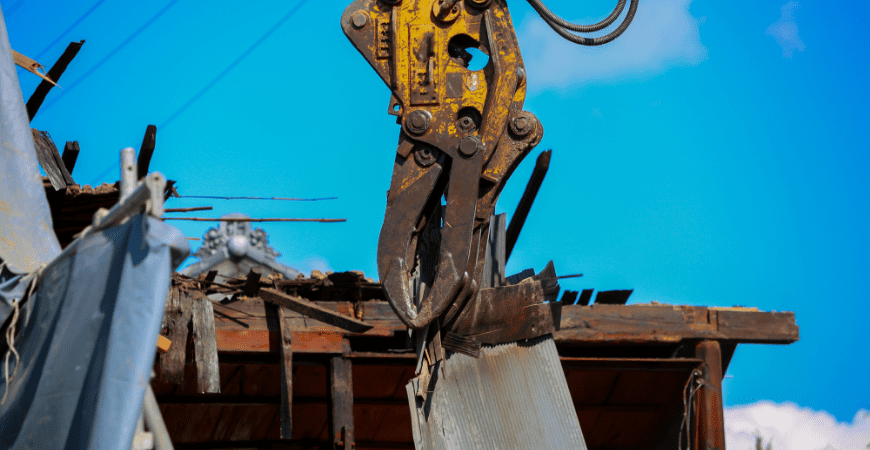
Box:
[505,150,551,261]
[173,195,337,201]
[164,206,213,213]
[163,217,345,223]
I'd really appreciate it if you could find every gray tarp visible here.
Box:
[0,6,62,275]
[0,214,189,449]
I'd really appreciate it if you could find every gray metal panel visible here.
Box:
[407,335,587,450]
[0,214,189,449]
[0,6,62,274]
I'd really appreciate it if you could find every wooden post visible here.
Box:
[482,213,506,289]
[695,340,726,450]
[277,305,293,439]
[191,292,220,393]
[160,288,191,384]
[329,356,354,450]
[26,40,84,120]
[137,125,157,179]
[61,141,80,174]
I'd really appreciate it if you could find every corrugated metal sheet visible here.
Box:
[406,335,587,450]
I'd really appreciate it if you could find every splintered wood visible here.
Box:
[159,287,220,393]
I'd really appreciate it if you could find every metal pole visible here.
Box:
[143,385,174,450]
[120,147,137,202]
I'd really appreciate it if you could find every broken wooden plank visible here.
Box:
[32,129,73,190]
[136,124,156,179]
[25,40,84,120]
[505,268,535,285]
[329,356,354,450]
[243,267,262,297]
[594,289,633,305]
[556,304,799,345]
[535,260,560,302]
[481,213,506,289]
[191,291,220,393]
[716,309,800,343]
[560,290,578,305]
[577,289,594,306]
[277,305,293,439]
[12,49,56,86]
[449,279,553,345]
[260,288,373,333]
[61,141,80,174]
[160,288,192,384]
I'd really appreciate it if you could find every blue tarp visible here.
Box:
[0,5,62,275]
[1,5,192,449]
[0,214,189,449]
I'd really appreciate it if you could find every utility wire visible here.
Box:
[173,195,336,201]
[164,217,345,223]
[34,0,107,59]
[41,0,180,112]
[85,0,310,185]
[86,0,311,186]
[4,0,28,19]
[158,0,310,130]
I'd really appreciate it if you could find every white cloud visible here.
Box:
[517,0,707,89]
[298,256,332,277]
[765,1,805,58]
[726,401,870,450]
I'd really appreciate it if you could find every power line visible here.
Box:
[34,0,107,60]
[41,0,180,112]
[164,217,345,223]
[4,0,28,18]
[86,0,310,186]
[158,0,310,130]
[173,195,336,201]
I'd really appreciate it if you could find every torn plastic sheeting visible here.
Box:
[0,6,62,274]
[0,214,189,449]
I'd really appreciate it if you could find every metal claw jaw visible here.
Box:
[345,0,536,329]
[377,142,481,329]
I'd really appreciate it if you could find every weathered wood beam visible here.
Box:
[329,356,354,450]
[260,288,373,333]
[214,329,349,354]
[206,298,796,352]
[694,341,725,450]
[243,267,262,297]
[32,129,73,190]
[277,304,293,440]
[26,40,84,120]
[556,304,799,345]
[61,141,80,174]
[594,289,633,305]
[191,292,220,393]
[160,288,192,384]
[577,289,593,306]
[137,124,156,179]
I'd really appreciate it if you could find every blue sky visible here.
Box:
[3,0,867,424]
